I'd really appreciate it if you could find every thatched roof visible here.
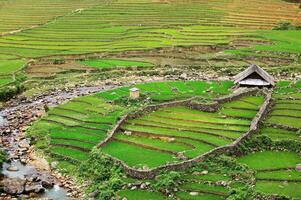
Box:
[234,64,275,86]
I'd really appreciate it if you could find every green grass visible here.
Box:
[0,77,14,86]
[101,140,177,168]
[176,192,225,200]
[267,116,301,128]
[238,151,301,198]
[256,181,301,198]
[97,80,234,103]
[0,60,26,74]
[228,30,301,57]
[183,173,231,182]
[256,170,301,181]
[50,146,89,161]
[118,189,167,200]
[260,127,300,141]
[181,182,228,194]
[28,80,235,169]
[238,151,301,170]
[102,94,262,168]
[267,82,301,129]
[27,94,125,165]
[80,59,153,69]
[0,0,299,59]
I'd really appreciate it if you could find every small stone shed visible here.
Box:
[129,87,140,99]
[234,64,275,87]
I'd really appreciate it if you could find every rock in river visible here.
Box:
[25,181,44,193]
[7,165,19,172]
[1,178,25,195]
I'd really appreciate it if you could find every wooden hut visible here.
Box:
[234,64,275,87]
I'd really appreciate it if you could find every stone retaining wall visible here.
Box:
[97,88,272,179]
[267,123,300,132]
[188,101,219,112]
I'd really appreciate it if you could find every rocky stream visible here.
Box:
[0,84,118,199]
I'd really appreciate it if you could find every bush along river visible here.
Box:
[0,84,118,199]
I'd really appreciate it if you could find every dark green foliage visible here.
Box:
[232,134,301,157]
[0,150,7,167]
[273,22,301,30]
[78,148,124,200]
[194,155,254,184]
[53,59,65,65]
[154,171,181,193]
[0,73,26,101]
[227,186,258,200]
[274,139,301,153]
[0,84,24,101]
[231,135,274,156]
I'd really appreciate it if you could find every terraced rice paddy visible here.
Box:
[118,189,167,200]
[228,30,301,58]
[0,0,300,59]
[267,81,301,129]
[238,151,301,198]
[80,59,153,69]
[28,96,125,164]
[101,95,264,169]
[28,80,233,167]
[0,0,106,34]
[97,80,234,103]
[0,59,26,87]
[176,173,232,200]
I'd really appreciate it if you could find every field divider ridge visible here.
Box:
[97,87,273,179]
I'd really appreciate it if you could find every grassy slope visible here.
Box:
[238,151,301,198]
[80,59,153,69]
[101,94,263,168]
[0,0,300,59]
[28,80,233,168]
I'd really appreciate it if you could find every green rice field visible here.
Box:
[238,151,301,198]
[0,59,26,87]
[0,0,300,61]
[267,81,301,129]
[101,94,264,168]
[28,80,234,167]
[80,59,153,69]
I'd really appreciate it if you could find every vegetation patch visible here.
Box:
[80,59,153,69]
[238,151,301,198]
[28,80,234,168]
[101,94,264,169]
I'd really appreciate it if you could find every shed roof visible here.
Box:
[234,64,275,86]
[130,87,140,92]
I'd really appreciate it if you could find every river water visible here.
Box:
[1,161,68,199]
[0,115,6,126]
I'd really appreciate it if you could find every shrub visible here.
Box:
[78,148,124,200]
[230,135,273,156]
[273,22,301,30]
[0,73,27,101]
[154,171,181,193]
[0,150,7,167]
[227,185,258,200]
[0,85,24,101]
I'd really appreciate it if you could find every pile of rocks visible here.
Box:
[0,171,55,198]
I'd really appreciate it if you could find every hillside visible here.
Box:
[0,0,301,200]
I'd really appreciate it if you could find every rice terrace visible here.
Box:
[0,0,301,200]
